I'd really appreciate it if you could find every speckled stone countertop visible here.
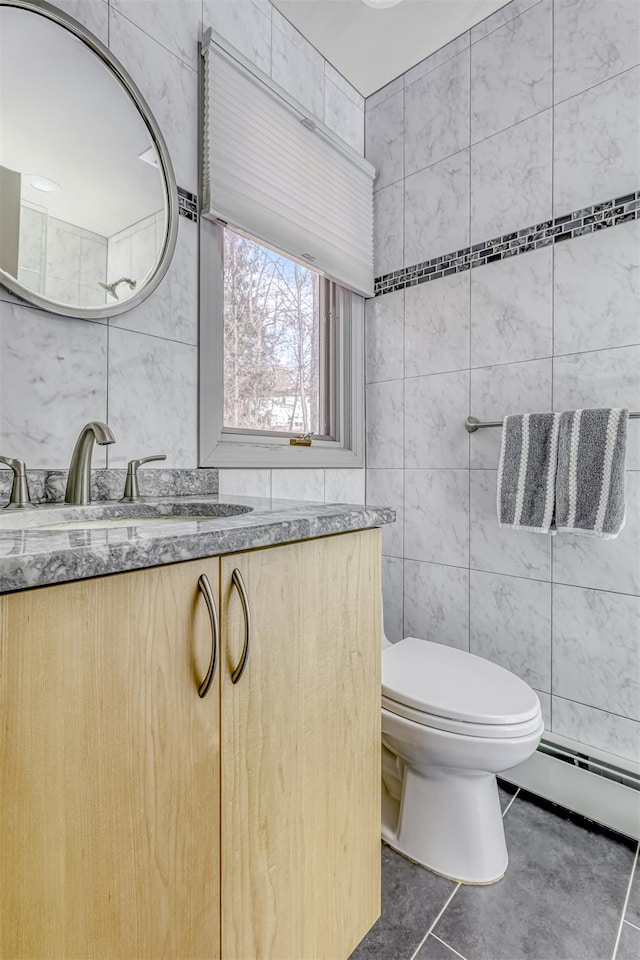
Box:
[0,496,395,594]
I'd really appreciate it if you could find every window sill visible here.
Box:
[200,437,364,470]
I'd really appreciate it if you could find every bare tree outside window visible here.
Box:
[223,229,321,435]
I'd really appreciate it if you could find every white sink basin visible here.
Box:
[0,501,253,532]
[38,515,223,531]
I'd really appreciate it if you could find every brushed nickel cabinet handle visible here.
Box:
[231,568,251,684]
[198,574,219,698]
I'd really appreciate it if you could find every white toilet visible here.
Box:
[381,629,543,886]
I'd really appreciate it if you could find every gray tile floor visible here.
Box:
[351,784,640,960]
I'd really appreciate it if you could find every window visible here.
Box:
[199,35,370,469]
[199,220,364,469]
[223,229,324,438]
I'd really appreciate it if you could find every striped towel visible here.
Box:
[556,408,628,538]
[497,413,560,534]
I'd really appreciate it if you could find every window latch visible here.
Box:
[289,433,313,447]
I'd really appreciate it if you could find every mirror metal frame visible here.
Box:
[0,0,179,319]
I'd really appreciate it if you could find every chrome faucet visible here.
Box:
[65,422,116,505]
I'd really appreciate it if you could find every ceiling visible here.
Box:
[273,0,511,97]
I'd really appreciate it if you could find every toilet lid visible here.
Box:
[382,637,541,726]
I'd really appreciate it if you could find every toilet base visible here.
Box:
[381,768,508,885]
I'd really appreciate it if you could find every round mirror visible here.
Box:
[0,0,178,318]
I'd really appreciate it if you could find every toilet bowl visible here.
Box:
[381,636,543,885]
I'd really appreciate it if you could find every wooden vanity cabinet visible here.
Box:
[0,528,381,960]
[221,531,381,960]
[0,558,221,960]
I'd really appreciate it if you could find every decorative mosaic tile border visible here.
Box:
[178,186,198,222]
[374,190,640,297]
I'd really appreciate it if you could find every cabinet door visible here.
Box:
[220,530,382,960]
[0,560,220,960]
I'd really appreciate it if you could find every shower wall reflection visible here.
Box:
[18,203,108,306]
[16,202,163,306]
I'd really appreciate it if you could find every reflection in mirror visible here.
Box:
[0,3,173,314]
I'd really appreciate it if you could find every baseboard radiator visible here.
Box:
[500,733,640,840]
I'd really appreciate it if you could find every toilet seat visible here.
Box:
[382,637,542,738]
[382,694,543,739]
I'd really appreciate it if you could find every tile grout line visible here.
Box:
[467,31,472,655]
[502,786,521,818]
[0,295,111,327]
[431,932,470,960]
[408,882,462,960]
[398,547,638,600]
[470,0,543,48]
[105,320,110,469]
[550,0,555,735]
[472,568,640,601]
[552,61,640,119]
[527,692,636,725]
[366,337,640,384]
[108,3,198,74]
[269,0,273,79]
[611,841,639,960]
[401,77,406,641]
[408,787,519,960]
[377,144,466,193]
[387,103,551,191]
[97,318,199,349]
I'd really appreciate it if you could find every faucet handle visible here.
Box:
[121,454,167,502]
[128,454,167,473]
[0,455,31,508]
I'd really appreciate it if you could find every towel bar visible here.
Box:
[465,413,640,432]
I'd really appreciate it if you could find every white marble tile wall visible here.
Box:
[470,0,552,143]
[405,150,470,265]
[553,65,640,215]
[1,0,366,509]
[365,0,640,762]
[405,49,469,174]
[0,301,109,469]
[217,467,365,506]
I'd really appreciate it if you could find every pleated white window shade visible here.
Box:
[202,37,375,297]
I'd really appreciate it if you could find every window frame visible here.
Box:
[199,217,364,469]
